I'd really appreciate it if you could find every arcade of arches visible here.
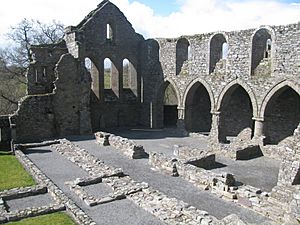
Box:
[160,81,300,147]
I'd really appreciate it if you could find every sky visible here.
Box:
[0,0,300,47]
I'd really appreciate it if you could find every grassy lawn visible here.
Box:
[6,212,76,225]
[0,151,35,191]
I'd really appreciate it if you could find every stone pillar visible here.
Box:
[253,117,264,138]
[209,111,221,151]
[177,107,188,136]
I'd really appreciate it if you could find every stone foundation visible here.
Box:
[95,131,149,159]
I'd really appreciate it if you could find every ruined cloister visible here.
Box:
[0,0,299,224]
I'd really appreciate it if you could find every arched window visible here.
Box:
[123,58,137,96]
[209,34,227,74]
[104,58,112,89]
[123,59,130,88]
[251,28,272,75]
[176,38,190,75]
[85,57,100,99]
[106,23,113,40]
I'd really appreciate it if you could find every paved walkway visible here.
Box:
[25,146,163,225]
[21,130,278,224]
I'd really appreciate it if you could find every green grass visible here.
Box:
[0,152,35,191]
[6,212,76,225]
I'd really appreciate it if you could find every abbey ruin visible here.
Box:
[0,0,299,224]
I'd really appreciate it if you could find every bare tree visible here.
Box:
[0,19,64,115]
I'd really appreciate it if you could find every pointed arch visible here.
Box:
[183,78,215,110]
[217,80,256,142]
[153,78,181,128]
[183,79,213,133]
[260,80,300,144]
[217,80,258,118]
[260,80,300,118]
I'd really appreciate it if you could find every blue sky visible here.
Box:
[129,0,181,16]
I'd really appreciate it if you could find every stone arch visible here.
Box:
[209,33,228,74]
[154,78,181,128]
[217,81,257,143]
[183,78,215,110]
[260,80,300,144]
[176,37,190,75]
[183,79,214,133]
[217,80,258,117]
[250,27,275,76]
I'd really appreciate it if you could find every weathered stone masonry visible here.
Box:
[0,0,297,153]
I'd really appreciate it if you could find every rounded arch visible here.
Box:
[250,27,275,75]
[209,33,228,74]
[259,80,300,118]
[176,37,190,75]
[217,80,258,117]
[183,78,215,111]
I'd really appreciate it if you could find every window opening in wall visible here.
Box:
[176,38,190,75]
[209,34,227,74]
[265,39,272,58]
[104,58,112,89]
[85,58,92,72]
[35,68,38,83]
[123,59,130,88]
[106,23,113,40]
[251,28,272,75]
[42,67,47,77]
[222,42,228,59]
[122,58,138,97]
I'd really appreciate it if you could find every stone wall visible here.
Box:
[95,131,148,159]
[0,116,11,150]
[4,0,299,155]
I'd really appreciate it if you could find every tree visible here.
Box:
[0,19,64,115]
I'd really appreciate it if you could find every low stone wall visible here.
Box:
[12,149,96,225]
[66,175,148,207]
[54,138,269,225]
[149,151,236,195]
[95,131,149,159]
[149,153,178,176]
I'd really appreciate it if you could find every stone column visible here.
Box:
[177,107,188,135]
[253,117,264,138]
[209,111,221,151]
[252,117,265,146]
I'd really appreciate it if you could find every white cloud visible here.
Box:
[0,0,299,46]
